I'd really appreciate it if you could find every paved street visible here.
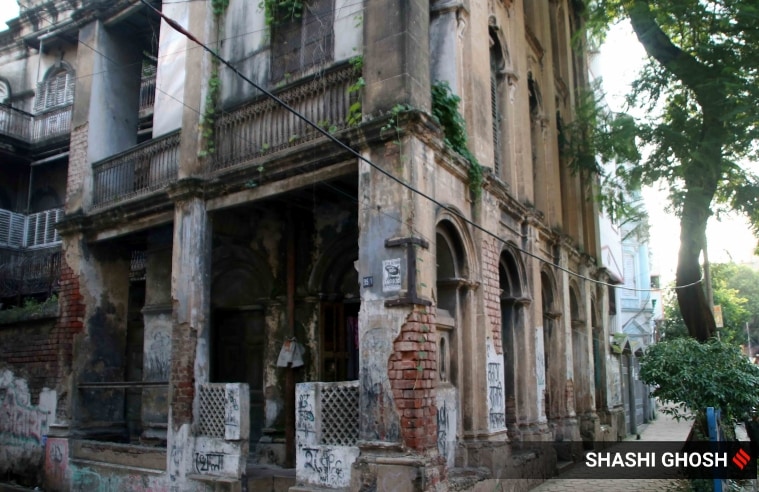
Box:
[529,410,692,492]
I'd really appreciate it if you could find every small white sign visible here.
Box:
[382,258,402,292]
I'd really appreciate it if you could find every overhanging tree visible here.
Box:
[581,0,759,340]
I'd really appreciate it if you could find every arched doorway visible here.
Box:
[499,247,525,430]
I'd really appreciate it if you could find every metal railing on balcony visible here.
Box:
[212,64,359,172]
[139,73,156,115]
[92,131,180,208]
[0,105,32,141]
[0,246,62,298]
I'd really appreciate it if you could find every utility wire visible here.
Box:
[139,0,697,294]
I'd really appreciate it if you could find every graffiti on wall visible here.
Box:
[44,437,69,489]
[0,374,51,445]
[296,393,315,439]
[302,447,343,486]
[486,340,506,431]
[194,452,225,474]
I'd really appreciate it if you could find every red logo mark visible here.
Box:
[732,448,751,470]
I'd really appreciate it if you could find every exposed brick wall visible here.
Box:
[53,260,84,419]
[170,321,197,429]
[66,123,88,211]
[0,317,58,402]
[387,306,438,452]
[482,238,502,354]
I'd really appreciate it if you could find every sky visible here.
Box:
[597,21,758,281]
[0,1,16,29]
[0,3,754,280]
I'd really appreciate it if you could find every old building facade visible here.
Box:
[0,0,627,490]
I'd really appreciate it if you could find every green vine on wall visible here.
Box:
[212,0,230,16]
[346,55,364,127]
[259,0,304,26]
[431,81,484,198]
[198,68,221,158]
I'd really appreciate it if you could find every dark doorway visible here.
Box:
[320,301,359,381]
[212,308,266,443]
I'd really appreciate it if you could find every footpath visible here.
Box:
[529,410,693,492]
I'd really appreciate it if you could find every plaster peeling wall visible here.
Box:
[0,369,55,482]
[334,0,364,62]
[295,382,360,489]
[486,338,506,431]
[608,354,622,407]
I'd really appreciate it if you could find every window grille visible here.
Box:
[319,382,359,446]
[198,384,227,438]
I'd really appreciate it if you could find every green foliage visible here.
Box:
[639,337,759,424]
[211,0,229,16]
[199,69,221,158]
[259,0,303,26]
[584,0,759,338]
[431,81,484,198]
[661,262,759,345]
[346,56,364,127]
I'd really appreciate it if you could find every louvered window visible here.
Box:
[491,71,502,174]
[35,70,75,112]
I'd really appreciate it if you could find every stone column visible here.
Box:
[352,1,440,490]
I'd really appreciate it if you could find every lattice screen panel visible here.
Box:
[198,384,227,438]
[320,383,359,446]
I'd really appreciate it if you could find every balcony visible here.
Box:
[92,130,180,208]
[0,104,72,144]
[212,63,359,173]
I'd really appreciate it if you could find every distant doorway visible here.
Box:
[320,301,359,381]
[212,308,266,442]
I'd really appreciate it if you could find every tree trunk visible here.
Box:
[676,190,716,341]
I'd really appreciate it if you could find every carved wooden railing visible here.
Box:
[92,131,180,208]
[212,64,359,172]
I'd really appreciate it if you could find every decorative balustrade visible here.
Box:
[92,131,180,208]
[212,64,359,172]
[32,105,72,141]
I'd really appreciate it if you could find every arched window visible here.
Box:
[35,66,75,112]
[0,79,10,104]
[490,27,505,175]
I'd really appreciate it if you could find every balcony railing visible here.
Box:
[0,208,63,249]
[92,131,180,208]
[212,64,359,172]
[139,74,156,115]
[0,246,62,298]
[0,105,32,140]
[0,104,72,143]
